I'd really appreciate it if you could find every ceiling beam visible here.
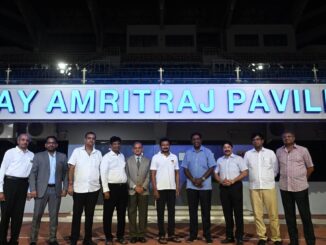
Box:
[86,0,104,53]
[291,0,309,29]
[300,5,326,23]
[297,23,326,46]
[222,0,237,28]
[14,0,44,51]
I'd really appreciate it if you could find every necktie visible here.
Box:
[137,157,140,169]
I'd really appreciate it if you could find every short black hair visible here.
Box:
[190,132,202,140]
[45,136,57,143]
[110,136,122,144]
[282,130,295,137]
[222,140,233,148]
[251,132,265,140]
[159,137,171,145]
[85,131,96,139]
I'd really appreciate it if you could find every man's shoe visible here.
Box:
[83,240,97,245]
[274,241,282,245]
[167,237,181,243]
[158,237,168,244]
[236,239,244,245]
[130,237,138,244]
[221,238,235,244]
[30,243,36,245]
[116,238,128,245]
[138,237,147,243]
[70,240,77,245]
[49,241,59,245]
[186,237,197,243]
[105,239,114,245]
[257,240,266,245]
[205,238,213,244]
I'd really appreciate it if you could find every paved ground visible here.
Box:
[13,222,326,245]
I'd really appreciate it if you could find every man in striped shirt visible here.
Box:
[276,130,315,245]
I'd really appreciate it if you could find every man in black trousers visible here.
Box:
[0,133,34,245]
[100,136,129,245]
[214,141,248,245]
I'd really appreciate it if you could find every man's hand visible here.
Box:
[61,190,68,197]
[68,184,74,196]
[29,191,37,198]
[27,192,32,201]
[0,192,5,201]
[104,191,110,200]
[153,189,160,200]
[135,186,144,194]
[194,178,203,188]
[176,188,180,197]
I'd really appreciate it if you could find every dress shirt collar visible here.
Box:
[192,146,203,152]
[222,153,235,159]
[48,151,56,157]
[82,146,97,154]
[159,151,171,157]
[15,146,29,153]
[134,154,142,160]
[251,147,266,153]
[282,144,298,152]
[108,150,121,156]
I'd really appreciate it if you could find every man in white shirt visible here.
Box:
[100,136,128,245]
[150,138,181,244]
[68,132,102,245]
[0,133,34,245]
[214,141,248,245]
[244,133,282,245]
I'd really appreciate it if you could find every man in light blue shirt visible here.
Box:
[214,141,248,245]
[181,132,216,244]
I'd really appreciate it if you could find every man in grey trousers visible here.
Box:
[29,136,68,245]
[126,142,150,243]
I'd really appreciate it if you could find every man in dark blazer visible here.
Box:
[29,136,68,245]
[126,142,150,243]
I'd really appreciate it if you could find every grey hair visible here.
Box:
[17,133,31,142]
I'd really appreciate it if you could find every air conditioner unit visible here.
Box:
[27,123,57,139]
[0,123,14,138]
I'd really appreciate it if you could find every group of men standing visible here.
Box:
[0,130,316,245]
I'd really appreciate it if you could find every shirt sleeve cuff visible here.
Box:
[103,186,110,192]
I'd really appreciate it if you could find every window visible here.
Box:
[129,35,158,47]
[165,35,194,47]
[234,34,259,47]
[263,34,288,47]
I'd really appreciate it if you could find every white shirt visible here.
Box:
[100,151,127,192]
[150,152,179,190]
[0,146,34,192]
[215,153,248,181]
[68,146,102,193]
[244,147,279,190]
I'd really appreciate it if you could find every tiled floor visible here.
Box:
[13,222,326,245]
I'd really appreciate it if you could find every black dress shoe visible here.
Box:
[70,240,77,245]
[138,237,147,243]
[186,237,197,243]
[30,243,36,245]
[49,241,59,245]
[83,240,97,245]
[274,241,282,245]
[205,238,213,244]
[221,238,235,244]
[167,236,181,243]
[130,237,138,244]
[237,239,244,245]
[257,240,266,245]
[116,238,128,244]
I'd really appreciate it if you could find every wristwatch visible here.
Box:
[201,176,206,181]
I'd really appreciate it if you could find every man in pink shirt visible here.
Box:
[276,131,315,245]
